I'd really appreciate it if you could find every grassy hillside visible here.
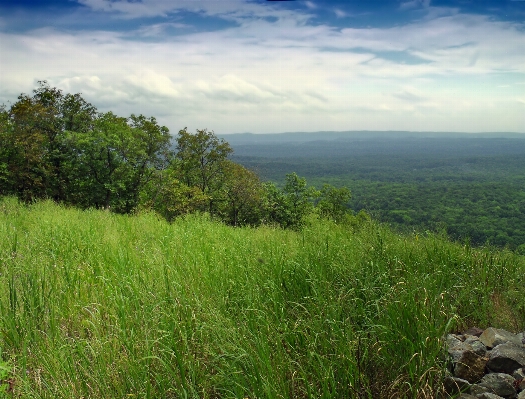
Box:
[0,197,524,398]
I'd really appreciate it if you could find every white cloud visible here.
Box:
[0,1,524,133]
[334,9,347,18]
[305,1,316,10]
[400,0,431,10]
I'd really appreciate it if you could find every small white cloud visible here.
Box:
[392,89,427,103]
[334,9,347,18]
[305,1,316,10]
[400,0,431,10]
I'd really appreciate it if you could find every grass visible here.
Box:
[0,197,524,398]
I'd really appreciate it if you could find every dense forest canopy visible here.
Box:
[0,82,350,229]
[224,134,525,252]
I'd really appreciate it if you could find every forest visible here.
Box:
[224,132,525,252]
[0,82,350,230]
[2,82,524,252]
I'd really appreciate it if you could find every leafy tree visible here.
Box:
[68,112,171,212]
[317,184,352,223]
[68,112,133,209]
[264,173,318,229]
[282,172,319,228]
[221,161,265,226]
[139,166,208,222]
[0,105,13,195]
[121,114,172,212]
[175,128,232,213]
[3,81,97,202]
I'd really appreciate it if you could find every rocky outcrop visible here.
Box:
[445,327,525,398]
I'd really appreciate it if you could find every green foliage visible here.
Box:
[232,138,525,249]
[1,199,524,398]
[317,184,351,222]
[2,83,357,230]
[175,127,232,210]
[264,173,320,229]
[220,160,266,226]
[139,167,209,221]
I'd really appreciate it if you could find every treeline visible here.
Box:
[0,82,353,229]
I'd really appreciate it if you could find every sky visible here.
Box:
[0,0,524,134]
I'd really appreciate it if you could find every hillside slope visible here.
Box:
[0,198,524,398]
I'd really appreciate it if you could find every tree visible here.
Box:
[0,105,13,195]
[3,81,97,202]
[175,128,232,213]
[68,112,171,212]
[220,161,265,226]
[317,184,351,223]
[282,172,319,229]
[139,166,208,222]
[68,112,133,209]
[264,173,318,229]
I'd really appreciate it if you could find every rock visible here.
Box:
[478,373,516,397]
[444,376,470,395]
[457,394,477,399]
[480,328,523,348]
[454,350,488,383]
[477,393,506,399]
[463,336,489,357]
[470,384,492,396]
[487,343,525,374]
[518,390,525,399]
[464,327,485,337]
[512,368,525,380]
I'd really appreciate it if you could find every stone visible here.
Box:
[457,395,477,399]
[464,327,484,337]
[480,328,523,348]
[487,343,525,374]
[448,333,465,348]
[518,390,525,399]
[463,336,489,357]
[444,376,470,395]
[477,393,505,399]
[512,368,525,380]
[479,372,516,397]
[470,384,492,396]
[454,350,488,383]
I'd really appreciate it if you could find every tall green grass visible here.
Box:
[0,197,524,398]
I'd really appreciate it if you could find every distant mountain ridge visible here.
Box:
[218,131,525,145]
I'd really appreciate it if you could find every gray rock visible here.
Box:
[444,376,471,395]
[464,327,484,337]
[479,372,516,397]
[477,393,505,399]
[487,343,525,374]
[518,390,525,399]
[462,337,489,357]
[517,332,525,344]
[454,350,488,383]
[512,368,525,380]
[480,328,523,348]
[470,384,492,396]
[449,340,485,363]
[457,395,477,399]
[448,333,465,347]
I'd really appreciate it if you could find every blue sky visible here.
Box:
[1,0,524,134]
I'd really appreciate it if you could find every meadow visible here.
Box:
[1,197,524,398]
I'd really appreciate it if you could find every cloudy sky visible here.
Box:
[1,0,524,134]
